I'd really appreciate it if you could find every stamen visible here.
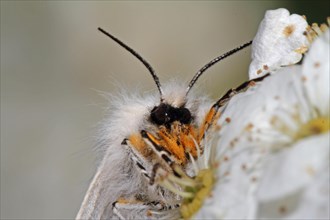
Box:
[312,23,323,35]
[172,165,193,180]
[167,173,199,188]
[180,169,215,219]
[305,20,329,43]
[159,179,194,199]
[188,153,199,176]
[296,117,330,139]
[191,135,201,158]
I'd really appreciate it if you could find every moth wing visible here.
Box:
[76,141,137,219]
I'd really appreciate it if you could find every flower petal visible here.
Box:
[302,30,330,116]
[256,133,329,219]
[193,140,264,219]
[249,8,309,79]
[257,133,329,201]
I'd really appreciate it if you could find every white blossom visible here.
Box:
[255,29,329,220]
[249,8,309,79]
[193,10,329,220]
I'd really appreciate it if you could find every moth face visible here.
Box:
[150,103,192,126]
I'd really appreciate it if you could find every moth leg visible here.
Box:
[121,138,152,181]
[112,198,179,219]
[214,73,271,108]
[141,130,174,166]
[141,129,188,186]
[146,201,180,211]
[122,131,176,187]
[112,198,151,220]
[122,132,176,186]
[112,200,126,220]
[147,203,181,219]
[199,73,270,141]
[149,163,166,185]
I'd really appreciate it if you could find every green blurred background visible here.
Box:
[1,1,329,219]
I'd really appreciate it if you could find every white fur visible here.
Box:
[76,81,212,219]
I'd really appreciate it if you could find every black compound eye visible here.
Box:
[150,104,192,125]
[150,104,169,125]
[178,108,192,124]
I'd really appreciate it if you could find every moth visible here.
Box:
[76,28,268,219]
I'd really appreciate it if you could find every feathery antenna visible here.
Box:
[186,41,252,95]
[98,27,163,99]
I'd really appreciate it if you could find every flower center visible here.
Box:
[296,117,330,139]
[180,169,215,219]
